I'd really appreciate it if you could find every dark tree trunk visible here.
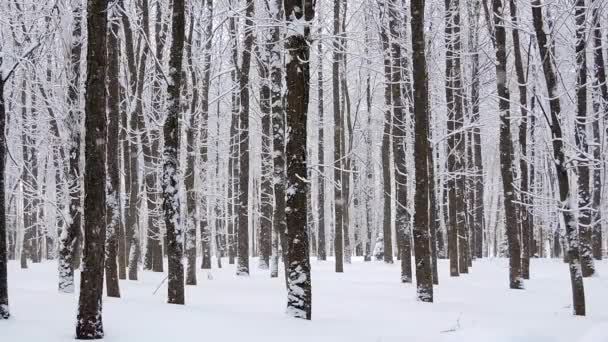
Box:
[185,7,199,286]
[0,77,10,320]
[147,0,168,273]
[387,0,412,283]
[492,0,523,290]
[317,22,326,261]
[164,0,186,305]
[75,0,108,337]
[509,0,531,279]
[284,0,314,320]
[258,29,273,269]
[573,0,594,277]
[59,2,83,293]
[531,0,585,315]
[380,21,393,265]
[411,0,434,302]
[105,4,122,298]
[469,0,484,259]
[333,0,345,271]
[198,0,214,271]
[444,0,465,276]
[236,0,255,276]
[591,0,605,260]
[269,0,286,278]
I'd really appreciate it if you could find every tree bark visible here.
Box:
[236,0,255,276]
[380,19,393,265]
[591,0,605,260]
[164,0,186,305]
[270,0,286,278]
[333,0,345,271]
[284,0,314,319]
[58,1,82,293]
[0,75,10,320]
[75,0,108,337]
[317,17,326,261]
[492,0,523,290]
[105,3,122,298]
[411,0,434,301]
[531,0,585,315]
[387,0,411,282]
[509,0,531,279]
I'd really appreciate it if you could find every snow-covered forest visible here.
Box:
[0,0,607,340]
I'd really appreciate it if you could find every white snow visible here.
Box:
[2,258,608,341]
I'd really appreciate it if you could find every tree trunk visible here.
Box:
[236,0,255,276]
[58,2,82,293]
[411,0,434,302]
[105,4,122,298]
[492,0,523,290]
[591,0,605,260]
[445,0,465,276]
[333,0,345,271]
[469,0,484,259]
[270,0,286,278]
[75,0,108,337]
[164,0,186,305]
[387,0,411,282]
[380,20,393,265]
[531,0,585,315]
[284,0,314,319]
[573,0,594,277]
[0,76,10,320]
[185,7,199,286]
[509,0,531,279]
[316,19,326,261]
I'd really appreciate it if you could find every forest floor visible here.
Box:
[2,257,608,341]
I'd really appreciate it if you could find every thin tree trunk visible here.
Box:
[531,0,585,315]
[317,18,326,261]
[185,7,199,286]
[573,0,594,277]
[492,0,523,289]
[380,19,393,265]
[333,0,345,271]
[105,3,122,298]
[0,75,10,320]
[509,0,531,279]
[236,0,255,276]
[591,0,605,260]
[58,1,82,293]
[270,0,286,278]
[388,0,411,282]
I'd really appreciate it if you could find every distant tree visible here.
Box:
[75,0,109,337]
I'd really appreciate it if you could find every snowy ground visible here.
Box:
[2,258,608,342]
